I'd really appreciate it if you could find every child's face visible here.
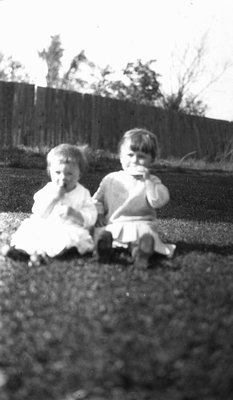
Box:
[49,160,80,192]
[120,141,153,172]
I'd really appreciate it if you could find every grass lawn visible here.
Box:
[0,160,233,400]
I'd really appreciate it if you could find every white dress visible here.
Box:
[93,170,176,257]
[11,182,97,257]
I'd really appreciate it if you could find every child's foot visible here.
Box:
[132,234,155,268]
[28,253,48,267]
[97,231,113,263]
[1,244,12,257]
[1,245,29,261]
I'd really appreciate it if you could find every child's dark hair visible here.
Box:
[47,143,88,175]
[119,128,159,161]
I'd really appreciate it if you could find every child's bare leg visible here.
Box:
[131,234,155,268]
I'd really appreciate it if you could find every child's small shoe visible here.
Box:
[132,234,155,268]
[1,244,29,261]
[97,231,113,263]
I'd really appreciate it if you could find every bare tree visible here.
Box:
[160,34,231,116]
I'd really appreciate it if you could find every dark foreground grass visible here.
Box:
[0,164,233,400]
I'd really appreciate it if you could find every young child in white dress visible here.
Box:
[2,144,97,265]
[92,128,176,267]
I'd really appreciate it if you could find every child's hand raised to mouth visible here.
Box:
[127,166,150,179]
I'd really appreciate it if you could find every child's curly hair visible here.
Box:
[47,143,89,175]
[119,128,159,161]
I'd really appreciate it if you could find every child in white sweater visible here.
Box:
[92,128,176,267]
[2,144,97,265]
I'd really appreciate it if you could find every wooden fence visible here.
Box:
[0,80,232,159]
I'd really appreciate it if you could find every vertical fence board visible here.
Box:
[70,92,84,144]
[54,89,66,144]
[34,87,47,147]
[46,87,57,146]
[0,81,16,146]
[12,82,35,146]
[0,81,6,145]
[82,94,92,146]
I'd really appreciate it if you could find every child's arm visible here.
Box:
[57,189,97,228]
[32,184,65,218]
[92,177,108,226]
[77,190,97,228]
[55,206,85,225]
[144,172,170,208]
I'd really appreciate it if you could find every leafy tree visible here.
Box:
[6,57,30,82]
[91,59,162,105]
[0,52,30,82]
[61,50,96,92]
[90,65,116,96]
[122,59,161,104]
[38,34,64,88]
[38,35,96,92]
[0,52,7,80]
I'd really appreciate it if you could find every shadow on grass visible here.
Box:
[175,241,233,256]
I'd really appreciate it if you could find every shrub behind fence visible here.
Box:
[0,80,232,158]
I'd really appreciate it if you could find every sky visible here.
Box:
[0,0,233,121]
